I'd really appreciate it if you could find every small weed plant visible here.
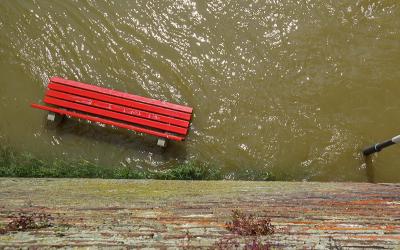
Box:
[0,213,53,234]
[226,209,275,236]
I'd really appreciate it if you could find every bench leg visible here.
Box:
[157,138,168,148]
[47,112,65,126]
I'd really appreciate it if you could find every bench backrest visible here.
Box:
[42,77,193,141]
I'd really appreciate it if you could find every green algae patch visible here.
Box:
[149,161,222,180]
[0,136,282,181]
[0,142,222,180]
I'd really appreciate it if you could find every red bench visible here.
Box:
[31,77,193,147]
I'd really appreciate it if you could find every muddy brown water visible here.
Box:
[0,1,399,182]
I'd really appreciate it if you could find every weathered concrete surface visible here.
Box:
[0,179,399,249]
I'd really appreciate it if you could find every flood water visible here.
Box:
[0,0,399,182]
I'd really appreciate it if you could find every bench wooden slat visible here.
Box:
[31,104,185,141]
[43,96,188,135]
[51,77,193,114]
[48,83,191,121]
[46,89,189,128]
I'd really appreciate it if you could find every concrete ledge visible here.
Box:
[0,178,399,248]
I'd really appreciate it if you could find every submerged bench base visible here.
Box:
[47,111,65,126]
[157,137,168,147]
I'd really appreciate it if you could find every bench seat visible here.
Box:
[31,77,193,142]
